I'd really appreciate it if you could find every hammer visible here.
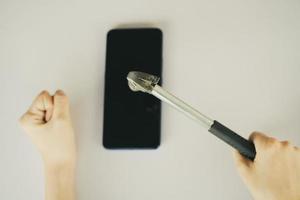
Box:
[127,71,256,160]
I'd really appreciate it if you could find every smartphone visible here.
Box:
[103,28,163,149]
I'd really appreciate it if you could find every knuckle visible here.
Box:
[266,137,279,146]
[40,90,48,95]
[250,131,264,140]
[281,140,291,147]
[249,131,259,140]
[250,132,266,147]
[39,90,50,98]
[251,131,259,136]
[268,137,277,144]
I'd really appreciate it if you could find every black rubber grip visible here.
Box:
[209,120,256,160]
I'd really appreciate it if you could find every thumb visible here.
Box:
[52,90,70,119]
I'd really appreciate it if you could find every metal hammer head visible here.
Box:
[127,71,160,93]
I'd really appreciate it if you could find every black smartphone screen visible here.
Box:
[103,28,162,149]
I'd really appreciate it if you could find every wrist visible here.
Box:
[44,159,76,172]
[42,153,76,169]
[44,158,76,200]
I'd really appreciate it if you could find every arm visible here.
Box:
[233,132,300,200]
[19,90,76,200]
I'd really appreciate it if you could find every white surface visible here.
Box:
[1,0,300,199]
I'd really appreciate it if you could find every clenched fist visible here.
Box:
[234,132,300,200]
[19,90,76,200]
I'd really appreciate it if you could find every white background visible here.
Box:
[1,0,300,199]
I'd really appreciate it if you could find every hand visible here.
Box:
[19,90,76,200]
[19,90,76,166]
[234,132,300,200]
